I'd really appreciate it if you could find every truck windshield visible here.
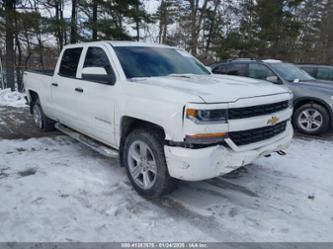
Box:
[113,46,210,78]
[270,63,314,82]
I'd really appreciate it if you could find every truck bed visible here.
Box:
[23,70,54,107]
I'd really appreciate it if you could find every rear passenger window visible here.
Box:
[83,47,113,75]
[212,64,227,74]
[212,63,247,76]
[248,63,275,80]
[226,63,248,76]
[301,67,316,77]
[59,48,83,77]
[317,68,333,81]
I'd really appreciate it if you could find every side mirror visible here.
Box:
[266,76,280,84]
[81,67,115,85]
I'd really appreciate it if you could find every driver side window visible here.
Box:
[83,47,114,75]
[248,63,275,80]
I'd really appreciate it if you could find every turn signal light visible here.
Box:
[188,132,228,139]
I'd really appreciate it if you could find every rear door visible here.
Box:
[51,47,84,127]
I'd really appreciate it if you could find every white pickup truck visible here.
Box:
[24,41,293,198]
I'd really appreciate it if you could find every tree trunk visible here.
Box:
[55,0,63,52]
[92,0,98,40]
[158,0,165,43]
[327,0,333,64]
[205,1,218,55]
[33,1,44,70]
[189,0,198,55]
[15,38,22,91]
[70,0,77,43]
[5,0,16,91]
[135,2,140,41]
[0,49,5,89]
[23,26,32,68]
[189,0,208,56]
[37,37,44,70]
[14,10,23,91]
[162,3,167,44]
[61,0,67,45]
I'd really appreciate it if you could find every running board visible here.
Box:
[55,123,119,158]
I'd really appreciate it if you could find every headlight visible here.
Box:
[186,108,228,123]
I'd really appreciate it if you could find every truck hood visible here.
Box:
[131,74,290,103]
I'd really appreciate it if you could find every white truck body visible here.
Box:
[24,41,293,191]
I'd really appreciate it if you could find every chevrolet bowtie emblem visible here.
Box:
[267,116,279,126]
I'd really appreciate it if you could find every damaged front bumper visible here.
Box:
[164,122,293,181]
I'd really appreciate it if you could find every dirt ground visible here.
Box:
[0,106,60,139]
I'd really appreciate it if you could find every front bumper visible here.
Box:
[164,122,293,181]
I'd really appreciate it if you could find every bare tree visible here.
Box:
[188,0,209,56]
[92,0,98,40]
[5,0,16,91]
[70,0,78,43]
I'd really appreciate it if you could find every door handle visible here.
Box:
[75,87,83,93]
[51,83,58,87]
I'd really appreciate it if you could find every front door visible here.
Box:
[75,46,117,147]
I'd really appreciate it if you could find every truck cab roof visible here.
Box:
[63,41,171,49]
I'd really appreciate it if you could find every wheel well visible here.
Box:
[294,98,332,122]
[28,90,39,114]
[119,116,166,165]
[120,117,166,141]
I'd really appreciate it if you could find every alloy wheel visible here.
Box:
[297,108,323,132]
[127,140,157,190]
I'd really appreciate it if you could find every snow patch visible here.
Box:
[0,88,27,108]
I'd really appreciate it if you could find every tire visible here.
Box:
[293,103,330,135]
[32,99,55,132]
[122,128,176,199]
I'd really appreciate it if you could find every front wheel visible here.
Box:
[122,128,176,199]
[293,103,330,135]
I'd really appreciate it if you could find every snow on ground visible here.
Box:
[0,136,212,242]
[0,134,332,242]
[0,89,27,108]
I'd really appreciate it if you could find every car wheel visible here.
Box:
[122,128,176,199]
[293,103,330,135]
[32,99,55,131]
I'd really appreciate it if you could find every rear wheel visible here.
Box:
[122,128,176,199]
[293,103,329,135]
[32,99,55,131]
